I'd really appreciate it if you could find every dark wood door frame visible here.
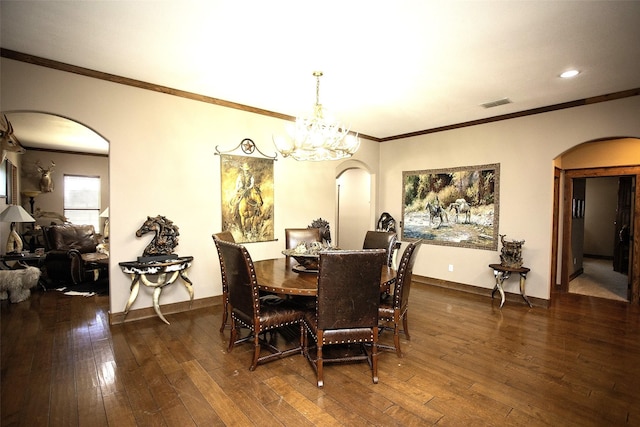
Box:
[559,166,639,304]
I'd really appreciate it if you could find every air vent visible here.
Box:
[481,98,512,109]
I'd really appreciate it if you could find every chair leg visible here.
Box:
[372,328,379,384]
[316,331,324,387]
[228,318,237,352]
[219,293,228,333]
[393,319,402,357]
[402,310,410,340]
[250,333,261,371]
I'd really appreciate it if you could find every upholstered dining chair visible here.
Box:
[378,240,422,357]
[285,227,322,250]
[303,249,387,387]
[362,230,399,268]
[212,231,236,332]
[213,239,306,371]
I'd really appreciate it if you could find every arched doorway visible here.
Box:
[335,160,376,249]
[554,137,640,304]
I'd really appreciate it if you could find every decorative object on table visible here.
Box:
[36,160,55,193]
[119,256,194,325]
[100,207,109,239]
[376,212,396,232]
[0,114,26,163]
[21,190,41,250]
[499,234,525,268]
[0,266,41,303]
[401,163,499,250]
[308,217,331,245]
[282,241,335,273]
[218,152,274,243]
[273,71,360,161]
[0,204,35,253]
[135,215,179,261]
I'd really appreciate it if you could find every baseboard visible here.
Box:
[569,267,584,281]
[413,274,550,308]
[109,295,222,325]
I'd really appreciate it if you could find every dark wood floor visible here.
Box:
[2,283,639,426]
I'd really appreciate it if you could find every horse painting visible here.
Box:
[425,200,448,228]
[448,198,471,223]
[136,215,180,256]
[236,186,263,239]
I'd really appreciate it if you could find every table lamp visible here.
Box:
[100,207,109,239]
[0,205,36,253]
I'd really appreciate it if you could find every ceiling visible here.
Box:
[1,1,640,153]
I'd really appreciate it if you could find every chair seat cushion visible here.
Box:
[378,304,395,319]
[232,300,304,331]
[304,311,375,344]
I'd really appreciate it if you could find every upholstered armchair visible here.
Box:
[42,224,108,285]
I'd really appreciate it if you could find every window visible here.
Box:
[64,175,101,230]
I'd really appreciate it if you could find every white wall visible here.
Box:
[0,58,380,316]
[379,97,640,300]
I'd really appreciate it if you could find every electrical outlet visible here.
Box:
[448,264,454,272]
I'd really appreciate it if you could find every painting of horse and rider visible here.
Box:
[401,163,500,250]
[220,154,274,243]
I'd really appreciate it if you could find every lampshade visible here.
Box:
[0,205,36,223]
[100,207,109,218]
[0,205,35,253]
[273,71,360,161]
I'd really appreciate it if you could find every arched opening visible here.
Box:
[335,160,376,249]
[553,137,640,304]
[1,110,110,295]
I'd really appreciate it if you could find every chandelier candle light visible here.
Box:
[273,71,360,161]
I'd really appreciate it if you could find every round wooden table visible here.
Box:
[253,257,396,296]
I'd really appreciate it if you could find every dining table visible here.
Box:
[253,257,396,296]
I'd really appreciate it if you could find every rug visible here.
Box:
[56,278,109,297]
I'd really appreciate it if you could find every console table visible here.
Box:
[119,256,194,324]
[489,263,532,308]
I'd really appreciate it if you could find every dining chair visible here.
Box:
[378,240,422,357]
[212,231,236,332]
[212,239,306,371]
[285,227,321,250]
[362,230,399,267]
[303,249,387,387]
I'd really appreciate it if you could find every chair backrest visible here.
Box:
[212,239,259,318]
[316,249,386,330]
[285,227,322,249]
[212,230,236,243]
[362,230,398,267]
[392,240,422,311]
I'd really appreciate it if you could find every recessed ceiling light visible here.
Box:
[560,70,580,78]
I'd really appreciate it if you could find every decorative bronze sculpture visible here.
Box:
[308,218,332,245]
[376,212,396,232]
[499,234,524,268]
[136,215,180,257]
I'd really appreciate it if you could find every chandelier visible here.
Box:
[273,71,360,161]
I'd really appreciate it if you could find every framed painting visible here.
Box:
[220,154,274,243]
[401,163,500,250]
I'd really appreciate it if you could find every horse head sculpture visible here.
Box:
[0,114,26,163]
[309,218,331,245]
[36,160,56,193]
[136,215,180,257]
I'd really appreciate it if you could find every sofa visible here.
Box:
[42,224,108,285]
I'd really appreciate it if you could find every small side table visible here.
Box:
[489,263,532,308]
[119,256,194,324]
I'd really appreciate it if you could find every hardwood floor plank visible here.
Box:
[182,359,253,425]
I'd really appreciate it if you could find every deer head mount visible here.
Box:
[36,160,56,193]
[0,114,26,163]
